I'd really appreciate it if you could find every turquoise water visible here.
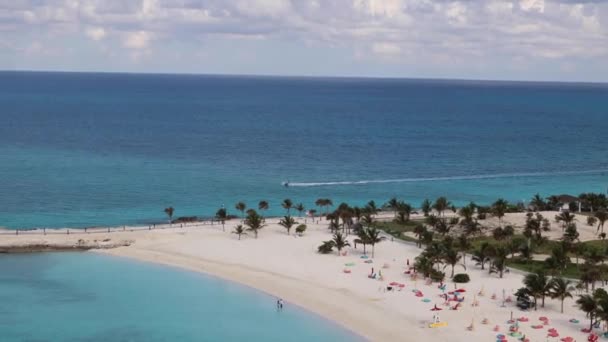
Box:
[1,71,607,228]
[0,252,361,341]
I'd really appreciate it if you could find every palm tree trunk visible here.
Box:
[560,299,564,313]
[372,245,375,258]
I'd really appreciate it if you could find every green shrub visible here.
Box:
[317,241,334,254]
[453,273,470,283]
[430,269,445,282]
[295,224,307,235]
[587,216,598,226]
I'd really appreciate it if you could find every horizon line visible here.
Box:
[2,68,607,86]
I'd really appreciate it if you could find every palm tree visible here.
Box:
[518,238,535,264]
[366,200,378,215]
[563,223,580,245]
[545,243,569,275]
[244,210,265,238]
[415,255,435,278]
[458,204,475,223]
[387,197,399,217]
[215,207,228,231]
[530,193,546,211]
[472,242,492,270]
[235,202,246,220]
[577,293,599,331]
[278,215,297,235]
[258,200,269,217]
[555,211,576,231]
[315,198,333,215]
[547,195,560,210]
[523,270,549,310]
[308,209,317,221]
[443,247,462,278]
[596,293,608,333]
[366,227,386,258]
[433,197,450,217]
[332,232,350,255]
[352,206,362,222]
[580,264,602,292]
[422,230,435,246]
[232,224,247,240]
[595,210,608,234]
[282,199,293,215]
[355,228,370,255]
[414,225,426,248]
[491,198,509,227]
[295,203,305,217]
[421,199,432,217]
[164,207,174,224]
[457,234,472,268]
[315,198,325,215]
[549,277,573,313]
[395,201,412,223]
[490,245,509,278]
[361,212,373,228]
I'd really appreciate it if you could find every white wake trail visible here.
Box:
[286,169,608,187]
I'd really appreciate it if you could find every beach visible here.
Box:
[1,212,600,341]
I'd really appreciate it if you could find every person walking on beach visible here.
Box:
[277,298,284,310]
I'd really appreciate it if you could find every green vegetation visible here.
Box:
[453,273,470,283]
[295,224,307,236]
[507,259,582,279]
[372,219,421,235]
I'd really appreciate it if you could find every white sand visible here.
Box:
[1,215,602,341]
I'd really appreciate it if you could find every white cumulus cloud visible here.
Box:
[123,31,153,49]
[85,27,106,41]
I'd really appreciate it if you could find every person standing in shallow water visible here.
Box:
[277,298,284,310]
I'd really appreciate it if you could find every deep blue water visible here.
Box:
[1,71,607,228]
[0,252,361,341]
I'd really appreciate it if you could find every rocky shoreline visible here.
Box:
[0,238,133,254]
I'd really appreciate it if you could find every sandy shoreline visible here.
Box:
[1,212,602,341]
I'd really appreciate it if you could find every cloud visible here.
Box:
[372,42,401,55]
[0,0,606,80]
[520,0,545,12]
[123,30,153,49]
[85,26,106,40]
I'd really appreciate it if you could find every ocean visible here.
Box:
[1,71,607,229]
[0,252,361,341]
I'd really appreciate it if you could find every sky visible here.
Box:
[0,0,607,82]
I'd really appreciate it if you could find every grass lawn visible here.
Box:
[469,235,608,255]
[372,219,422,242]
[506,259,582,279]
